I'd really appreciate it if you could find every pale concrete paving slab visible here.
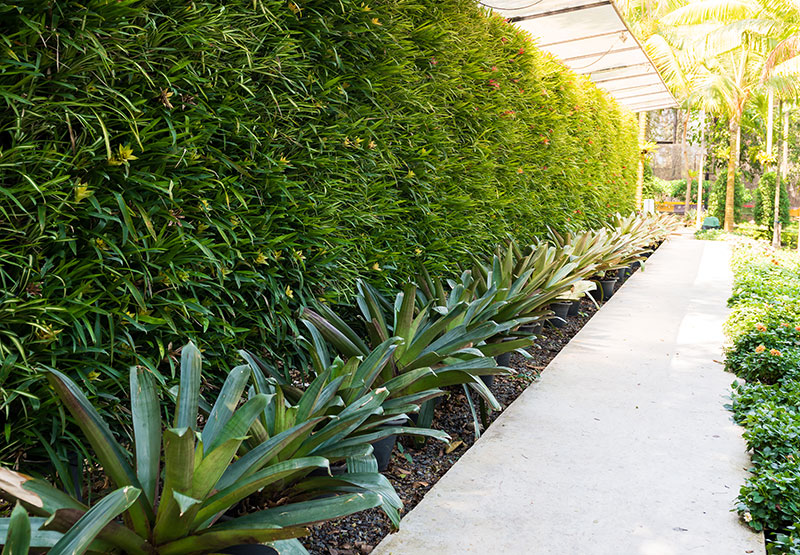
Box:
[374,233,764,555]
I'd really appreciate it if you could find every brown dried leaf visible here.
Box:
[444,440,463,454]
[0,467,42,508]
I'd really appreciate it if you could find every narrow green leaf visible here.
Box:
[157,525,307,555]
[154,428,195,544]
[2,503,30,555]
[202,364,251,449]
[207,492,381,531]
[48,487,140,555]
[130,366,161,505]
[44,371,151,533]
[194,457,328,526]
[205,394,269,454]
[0,517,61,549]
[219,417,326,488]
[175,342,202,430]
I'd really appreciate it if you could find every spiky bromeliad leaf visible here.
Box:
[1,503,31,555]
[47,486,141,555]
[45,370,152,535]
[130,365,161,505]
[175,342,202,430]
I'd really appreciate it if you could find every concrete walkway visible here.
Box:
[374,233,763,555]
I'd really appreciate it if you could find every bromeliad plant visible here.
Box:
[466,239,594,325]
[0,343,404,554]
[237,338,450,478]
[300,281,512,433]
[548,227,629,280]
[556,281,598,305]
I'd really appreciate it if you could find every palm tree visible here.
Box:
[661,0,800,230]
[646,34,695,215]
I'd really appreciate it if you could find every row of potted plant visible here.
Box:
[0,213,679,554]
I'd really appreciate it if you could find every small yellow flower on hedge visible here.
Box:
[35,324,62,341]
[87,371,101,381]
[199,199,211,211]
[755,344,766,353]
[292,249,306,261]
[75,181,92,203]
[285,285,294,298]
[406,170,415,178]
[360,2,371,11]
[770,349,782,356]
[414,248,422,254]
[756,323,767,332]
[108,144,138,166]
[372,262,381,271]
[254,251,268,265]
[95,238,109,251]
[371,17,381,25]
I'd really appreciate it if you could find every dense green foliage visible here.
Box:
[668,178,711,205]
[641,164,672,200]
[727,242,800,551]
[709,168,746,223]
[0,0,637,461]
[753,172,791,230]
[735,221,800,249]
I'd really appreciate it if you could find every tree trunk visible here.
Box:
[682,109,692,216]
[772,101,784,247]
[724,117,739,232]
[695,109,706,230]
[635,111,647,212]
[766,89,774,157]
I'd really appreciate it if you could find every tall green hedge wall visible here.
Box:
[0,0,637,458]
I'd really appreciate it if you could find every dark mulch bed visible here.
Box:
[300,296,602,554]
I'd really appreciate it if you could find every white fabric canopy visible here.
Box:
[482,0,677,112]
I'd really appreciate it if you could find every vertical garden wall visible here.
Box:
[0,0,637,459]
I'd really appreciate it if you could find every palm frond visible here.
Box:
[662,0,759,26]
[763,34,800,79]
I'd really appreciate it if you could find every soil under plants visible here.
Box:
[300,297,601,554]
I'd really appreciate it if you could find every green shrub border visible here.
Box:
[0,0,638,461]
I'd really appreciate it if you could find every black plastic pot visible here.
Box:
[495,352,512,368]
[590,279,617,302]
[567,299,581,316]
[548,301,571,328]
[308,462,347,478]
[372,416,409,472]
[630,261,641,272]
[221,545,278,555]
[617,267,629,284]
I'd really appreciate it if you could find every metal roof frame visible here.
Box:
[481,0,677,112]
